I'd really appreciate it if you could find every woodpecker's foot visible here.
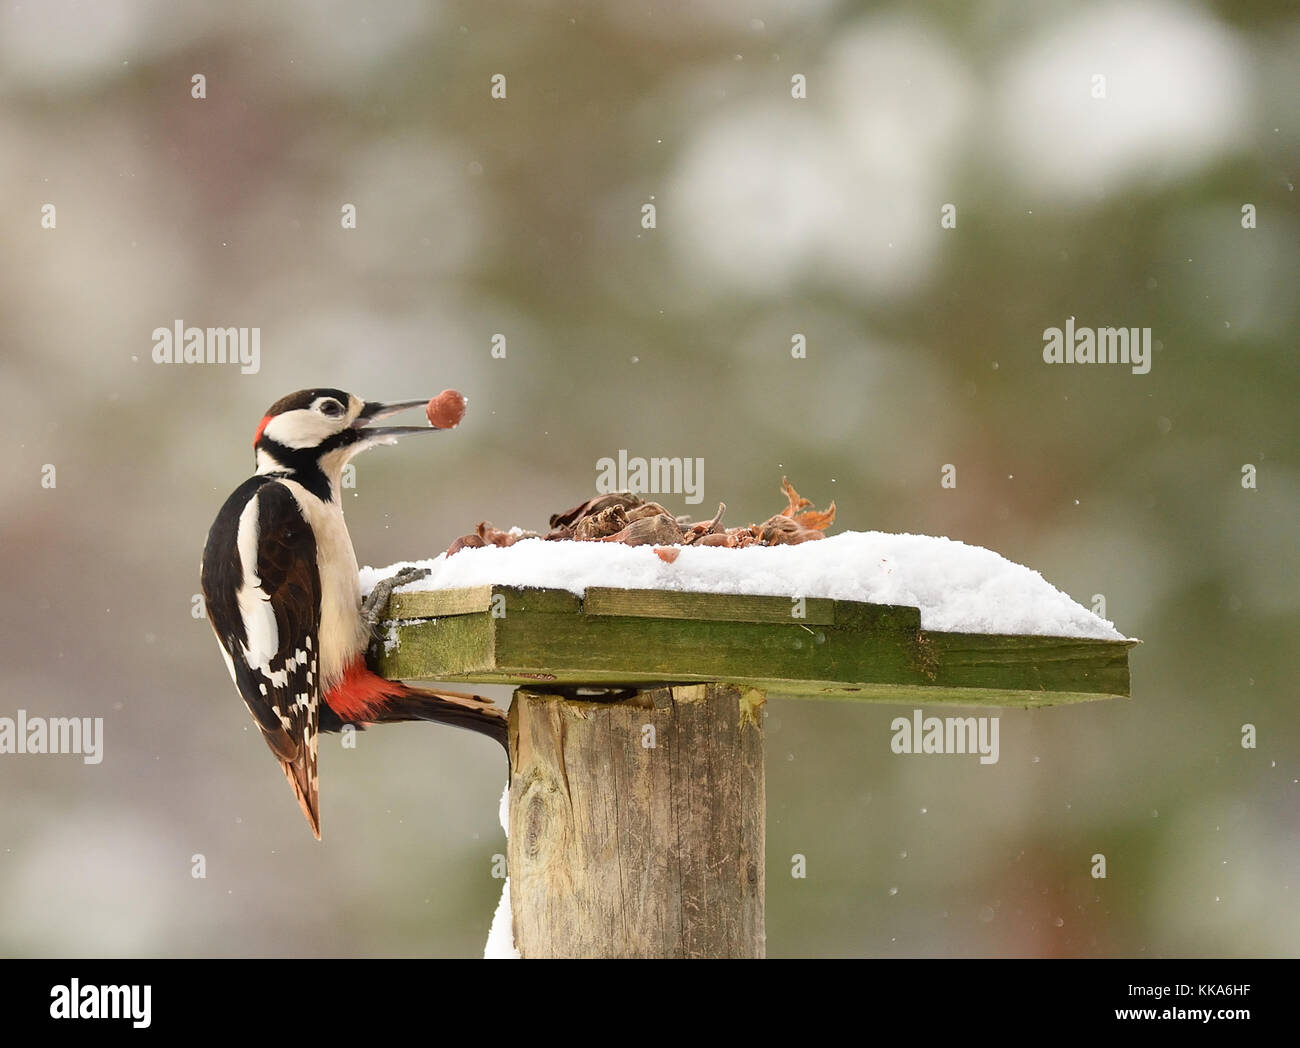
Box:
[363,566,431,632]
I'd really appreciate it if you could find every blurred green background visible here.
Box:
[0,0,1296,957]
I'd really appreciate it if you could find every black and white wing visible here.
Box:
[201,477,323,838]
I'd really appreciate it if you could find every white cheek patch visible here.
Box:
[262,409,339,450]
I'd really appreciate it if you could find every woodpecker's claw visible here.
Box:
[363,566,431,633]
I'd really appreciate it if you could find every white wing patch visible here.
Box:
[234,492,289,687]
[235,496,262,588]
[219,647,238,686]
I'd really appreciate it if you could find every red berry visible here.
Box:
[426,389,467,429]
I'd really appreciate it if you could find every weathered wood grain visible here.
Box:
[508,684,765,958]
[584,586,836,624]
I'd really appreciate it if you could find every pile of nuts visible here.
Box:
[446,478,835,562]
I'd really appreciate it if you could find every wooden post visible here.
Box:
[507,683,766,958]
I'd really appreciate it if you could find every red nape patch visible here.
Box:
[253,415,273,448]
[323,656,403,722]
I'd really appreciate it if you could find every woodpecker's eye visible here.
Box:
[319,399,345,418]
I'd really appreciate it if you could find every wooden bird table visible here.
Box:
[373,585,1136,958]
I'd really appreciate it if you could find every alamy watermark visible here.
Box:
[890,709,999,765]
[50,980,150,1028]
[151,319,260,374]
[1042,318,1151,375]
[595,450,704,504]
[0,710,103,764]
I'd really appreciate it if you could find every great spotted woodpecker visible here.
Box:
[201,388,506,839]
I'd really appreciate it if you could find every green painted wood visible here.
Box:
[370,585,1136,707]
[390,585,581,618]
[584,587,836,624]
[383,612,499,678]
[390,586,494,618]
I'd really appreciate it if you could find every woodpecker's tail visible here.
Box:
[279,752,322,840]
[366,683,508,750]
[324,656,508,750]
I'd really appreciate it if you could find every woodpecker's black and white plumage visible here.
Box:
[201,388,506,839]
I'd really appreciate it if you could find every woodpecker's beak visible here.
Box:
[353,399,438,438]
